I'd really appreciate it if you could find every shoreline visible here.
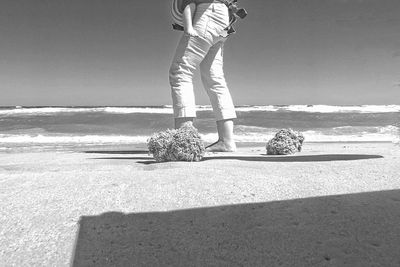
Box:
[0,140,397,153]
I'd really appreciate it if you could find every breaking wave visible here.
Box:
[1,105,399,116]
[234,105,400,113]
[0,107,174,116]
[0,134,149,144]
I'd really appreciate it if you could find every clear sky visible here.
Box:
[1,0,399,106]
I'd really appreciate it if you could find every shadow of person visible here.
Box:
[85,150,149,155]
[71,190,400,266]
[202,154,384,162]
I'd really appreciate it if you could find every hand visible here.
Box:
[185,27,199,37]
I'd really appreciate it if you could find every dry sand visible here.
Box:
[1,142,400,266]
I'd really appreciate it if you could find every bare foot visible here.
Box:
[206,140,236,152]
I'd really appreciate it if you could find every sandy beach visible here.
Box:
[1,142,400,266]
[2,0,400,265]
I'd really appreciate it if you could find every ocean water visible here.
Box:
[0,105,399,151]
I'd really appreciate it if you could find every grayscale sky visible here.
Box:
[0,0,399,106]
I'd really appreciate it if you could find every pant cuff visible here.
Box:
[214,108,237,121]
[173,106,197,118]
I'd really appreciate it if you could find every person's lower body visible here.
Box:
[169,3,236,152]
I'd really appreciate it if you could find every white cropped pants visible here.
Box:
[169,3,237,121]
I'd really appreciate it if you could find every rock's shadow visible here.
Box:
[71,190,400,266]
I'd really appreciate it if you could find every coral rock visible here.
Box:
[266,129,305,155]
[147,124,205,162]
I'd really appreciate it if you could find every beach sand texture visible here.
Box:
[1,142,400,266]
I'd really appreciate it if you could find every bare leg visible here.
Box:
[206,119,236,152]
[174,117,194,129]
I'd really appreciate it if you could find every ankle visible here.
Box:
[174,118,194,129]
[219,138,235,145]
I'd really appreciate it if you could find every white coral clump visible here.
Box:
[147,124,205,162]
[266,129,305,155]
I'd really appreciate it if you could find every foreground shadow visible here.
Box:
[72,190,400,266]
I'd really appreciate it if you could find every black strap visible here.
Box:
[172,23,184,31]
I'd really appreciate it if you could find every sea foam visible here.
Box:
[0,105,399,116]
[235,105,400,113]
[0,134,149,144]
[0,107,173,116]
